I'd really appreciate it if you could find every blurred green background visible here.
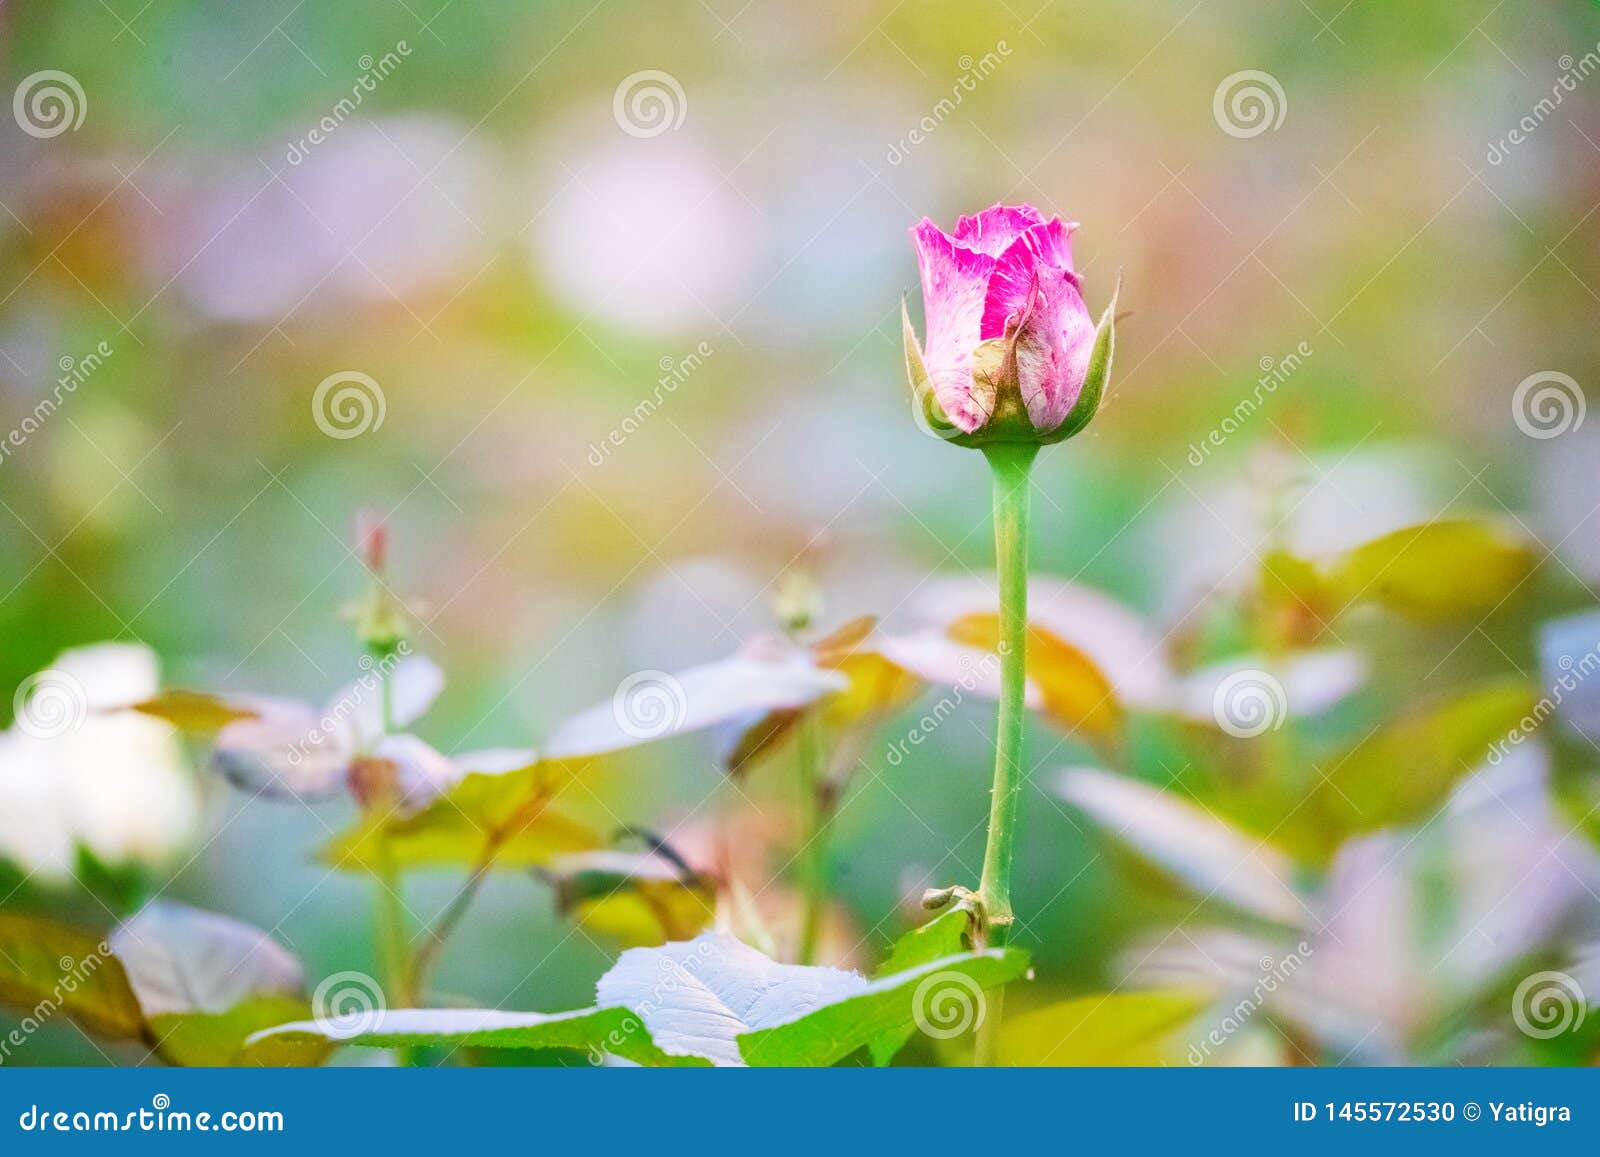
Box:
[2,0,1598,1064]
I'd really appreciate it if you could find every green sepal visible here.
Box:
[1042,273,1119,444]
[903,298,970,442]
[901,297,930,396]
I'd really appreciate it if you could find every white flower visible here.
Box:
[0,643,199,881]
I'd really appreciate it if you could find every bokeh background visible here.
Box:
[3,0,1599,1064]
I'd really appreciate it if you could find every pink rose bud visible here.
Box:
[904,203,1117,446]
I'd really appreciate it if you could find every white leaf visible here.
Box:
[1057,768,1307,925]
[1172,650,1366,724]
[875,628,1032,708]
[546,652,847,759]
[594,931,869,1066]
[109,900,304,1017]
[211,696,351,801]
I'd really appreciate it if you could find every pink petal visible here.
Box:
[911,219,996,432]
[952,204,1047,257]
[1009,266,1097,431]
[980,219,1078,340]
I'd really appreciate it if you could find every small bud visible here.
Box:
[772,569,821,634]
[354,509,388,573]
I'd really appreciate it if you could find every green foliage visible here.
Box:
[0,903,333,1067]
[540,850,716,947]
[997,991,1210,1066]
[1325,520,1536,622]
[867,910,971,1065]
[1293,677,1537,857]
[0,912,143,1040]
[146,995,331,1067]
[257,930,1029,1068]
[323,758,600,872]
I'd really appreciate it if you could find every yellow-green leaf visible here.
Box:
[0,912,144,1040]
[1298,677,1538,858]
[323,758,601,872]
[997,990,1209,1066]
[1326,519,1536,622]
[129,690,258,731]
[542,851,715,948]
[147,995,333,1067]
[948,612,1122,742]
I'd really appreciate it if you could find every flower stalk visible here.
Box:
[794,712,829,965]
[973,440,1038,1065]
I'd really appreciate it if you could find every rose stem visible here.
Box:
[973,440,1038,1066]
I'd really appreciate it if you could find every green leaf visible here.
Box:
[876,909,971,977]
[1326,519,1536,622]
[867,909,970,1065]
[595,932,876,1066]
[739,949,1029,1066]
[0,912,144,1040]
[256,931,1026,1068]
[997,990,1209,1065]
[255,1005,699,1067]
